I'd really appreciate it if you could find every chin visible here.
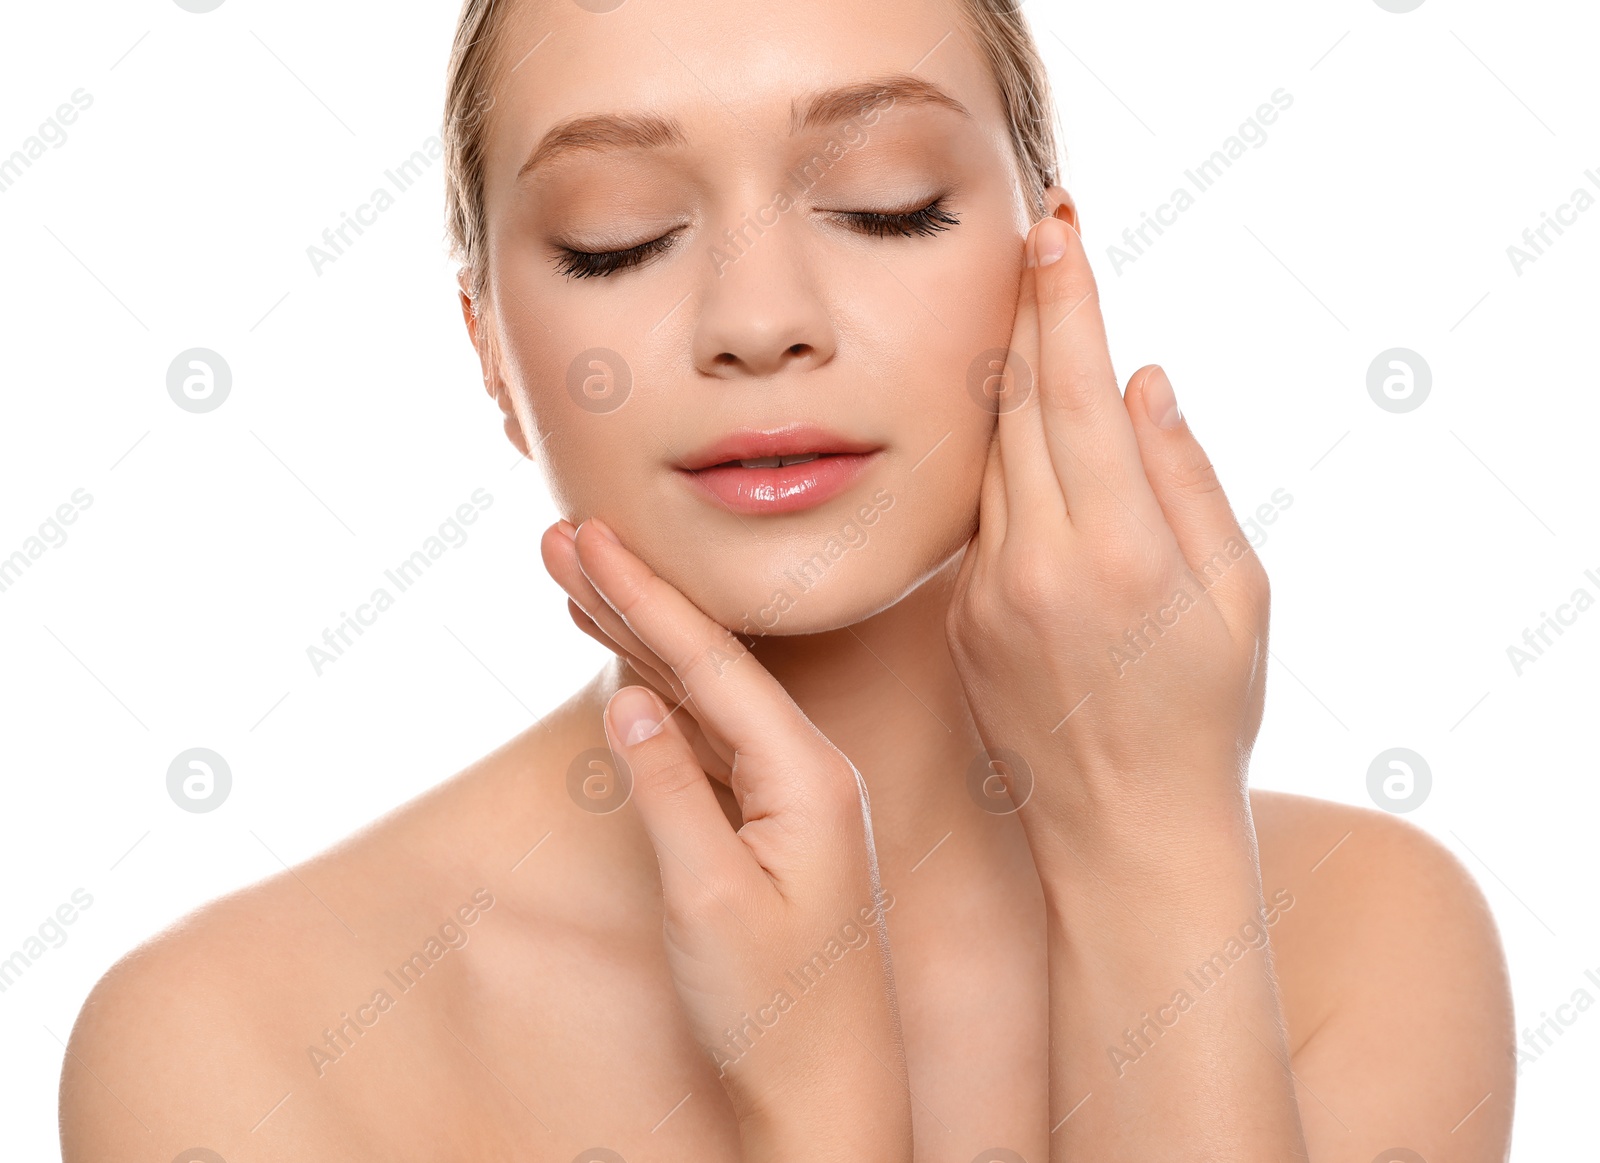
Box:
[644,502,975,639]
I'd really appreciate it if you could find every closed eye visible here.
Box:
[831,196,961,239]
[551,196,961,280]
[552,231,679,280]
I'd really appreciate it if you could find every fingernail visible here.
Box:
[1027,217,1069,269]
[557,519,577,541]
[580,518,621,546]
[1144,366,1183,429]
[607,686,663,747]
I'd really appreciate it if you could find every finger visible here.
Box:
[1029,217,1166,532]
[1123,364,1267,616]
[543,521,681,694]
[604,685,761,905]
[570,598,739,774]
[573,519,833,779]
[974,425,1007,551]
[567,598,685,703]
[992,236,1066,532]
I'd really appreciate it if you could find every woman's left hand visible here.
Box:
[953,210,1306,1159]
[945,210,1272,855]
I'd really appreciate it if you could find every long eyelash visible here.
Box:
[553,233,677,280]
[552,197,960,281]
[843,197,961,239]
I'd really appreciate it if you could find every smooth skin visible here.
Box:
[60,0,1513,1159]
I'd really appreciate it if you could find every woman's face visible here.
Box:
[472,0,1037,635]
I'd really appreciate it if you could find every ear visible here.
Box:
[456,269,531,459]
[1043,184,1080,234]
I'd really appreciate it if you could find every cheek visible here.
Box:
[491,293,647,518]
[892,229,1020,518]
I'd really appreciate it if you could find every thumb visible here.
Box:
[604,685,750,904]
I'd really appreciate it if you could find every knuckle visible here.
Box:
[1188,538,1241,592]
[783,751,867,832]
[1172,451,1224,498]
[945,602,981,661]
[1079,519,1169,589]
[687,627,752,683]
[1043,366,1105,419]
[998,542,1066,611]
[631,736,703,800]
[601,575,652,630]
[1240,554,1272,610]
[670,872,743,930]
[1039,261,1098,320]
[948,560,1000,638]
[821,760,868,816]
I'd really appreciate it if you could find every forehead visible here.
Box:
[480,0,1009,181]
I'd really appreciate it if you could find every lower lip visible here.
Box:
[682,452,879,515]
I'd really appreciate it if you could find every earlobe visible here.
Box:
[487,362,531,459]
[456,265,482,344]
[456,277,532,460]
[1044,184,1081,235]
[502,408,531,458]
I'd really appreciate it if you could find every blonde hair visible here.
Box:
[442,0,1063,303]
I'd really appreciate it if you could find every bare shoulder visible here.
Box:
[59,672,622,1160]
[1250,789,1515,1157]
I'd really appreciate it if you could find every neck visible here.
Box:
[736,552,990,872]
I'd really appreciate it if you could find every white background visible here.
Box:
[1,0,1595,1157]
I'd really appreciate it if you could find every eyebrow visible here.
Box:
[516,73,970,181]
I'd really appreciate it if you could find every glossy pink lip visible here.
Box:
[677,425,883,516]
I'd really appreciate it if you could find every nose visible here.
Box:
[690,218,837,379]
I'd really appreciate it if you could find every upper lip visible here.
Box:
[679,425,882,471]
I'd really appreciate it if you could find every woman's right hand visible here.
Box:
[544,518,739,781]
[558,517,913,1162]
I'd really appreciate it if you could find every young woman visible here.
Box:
[60,1,1514,1159]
